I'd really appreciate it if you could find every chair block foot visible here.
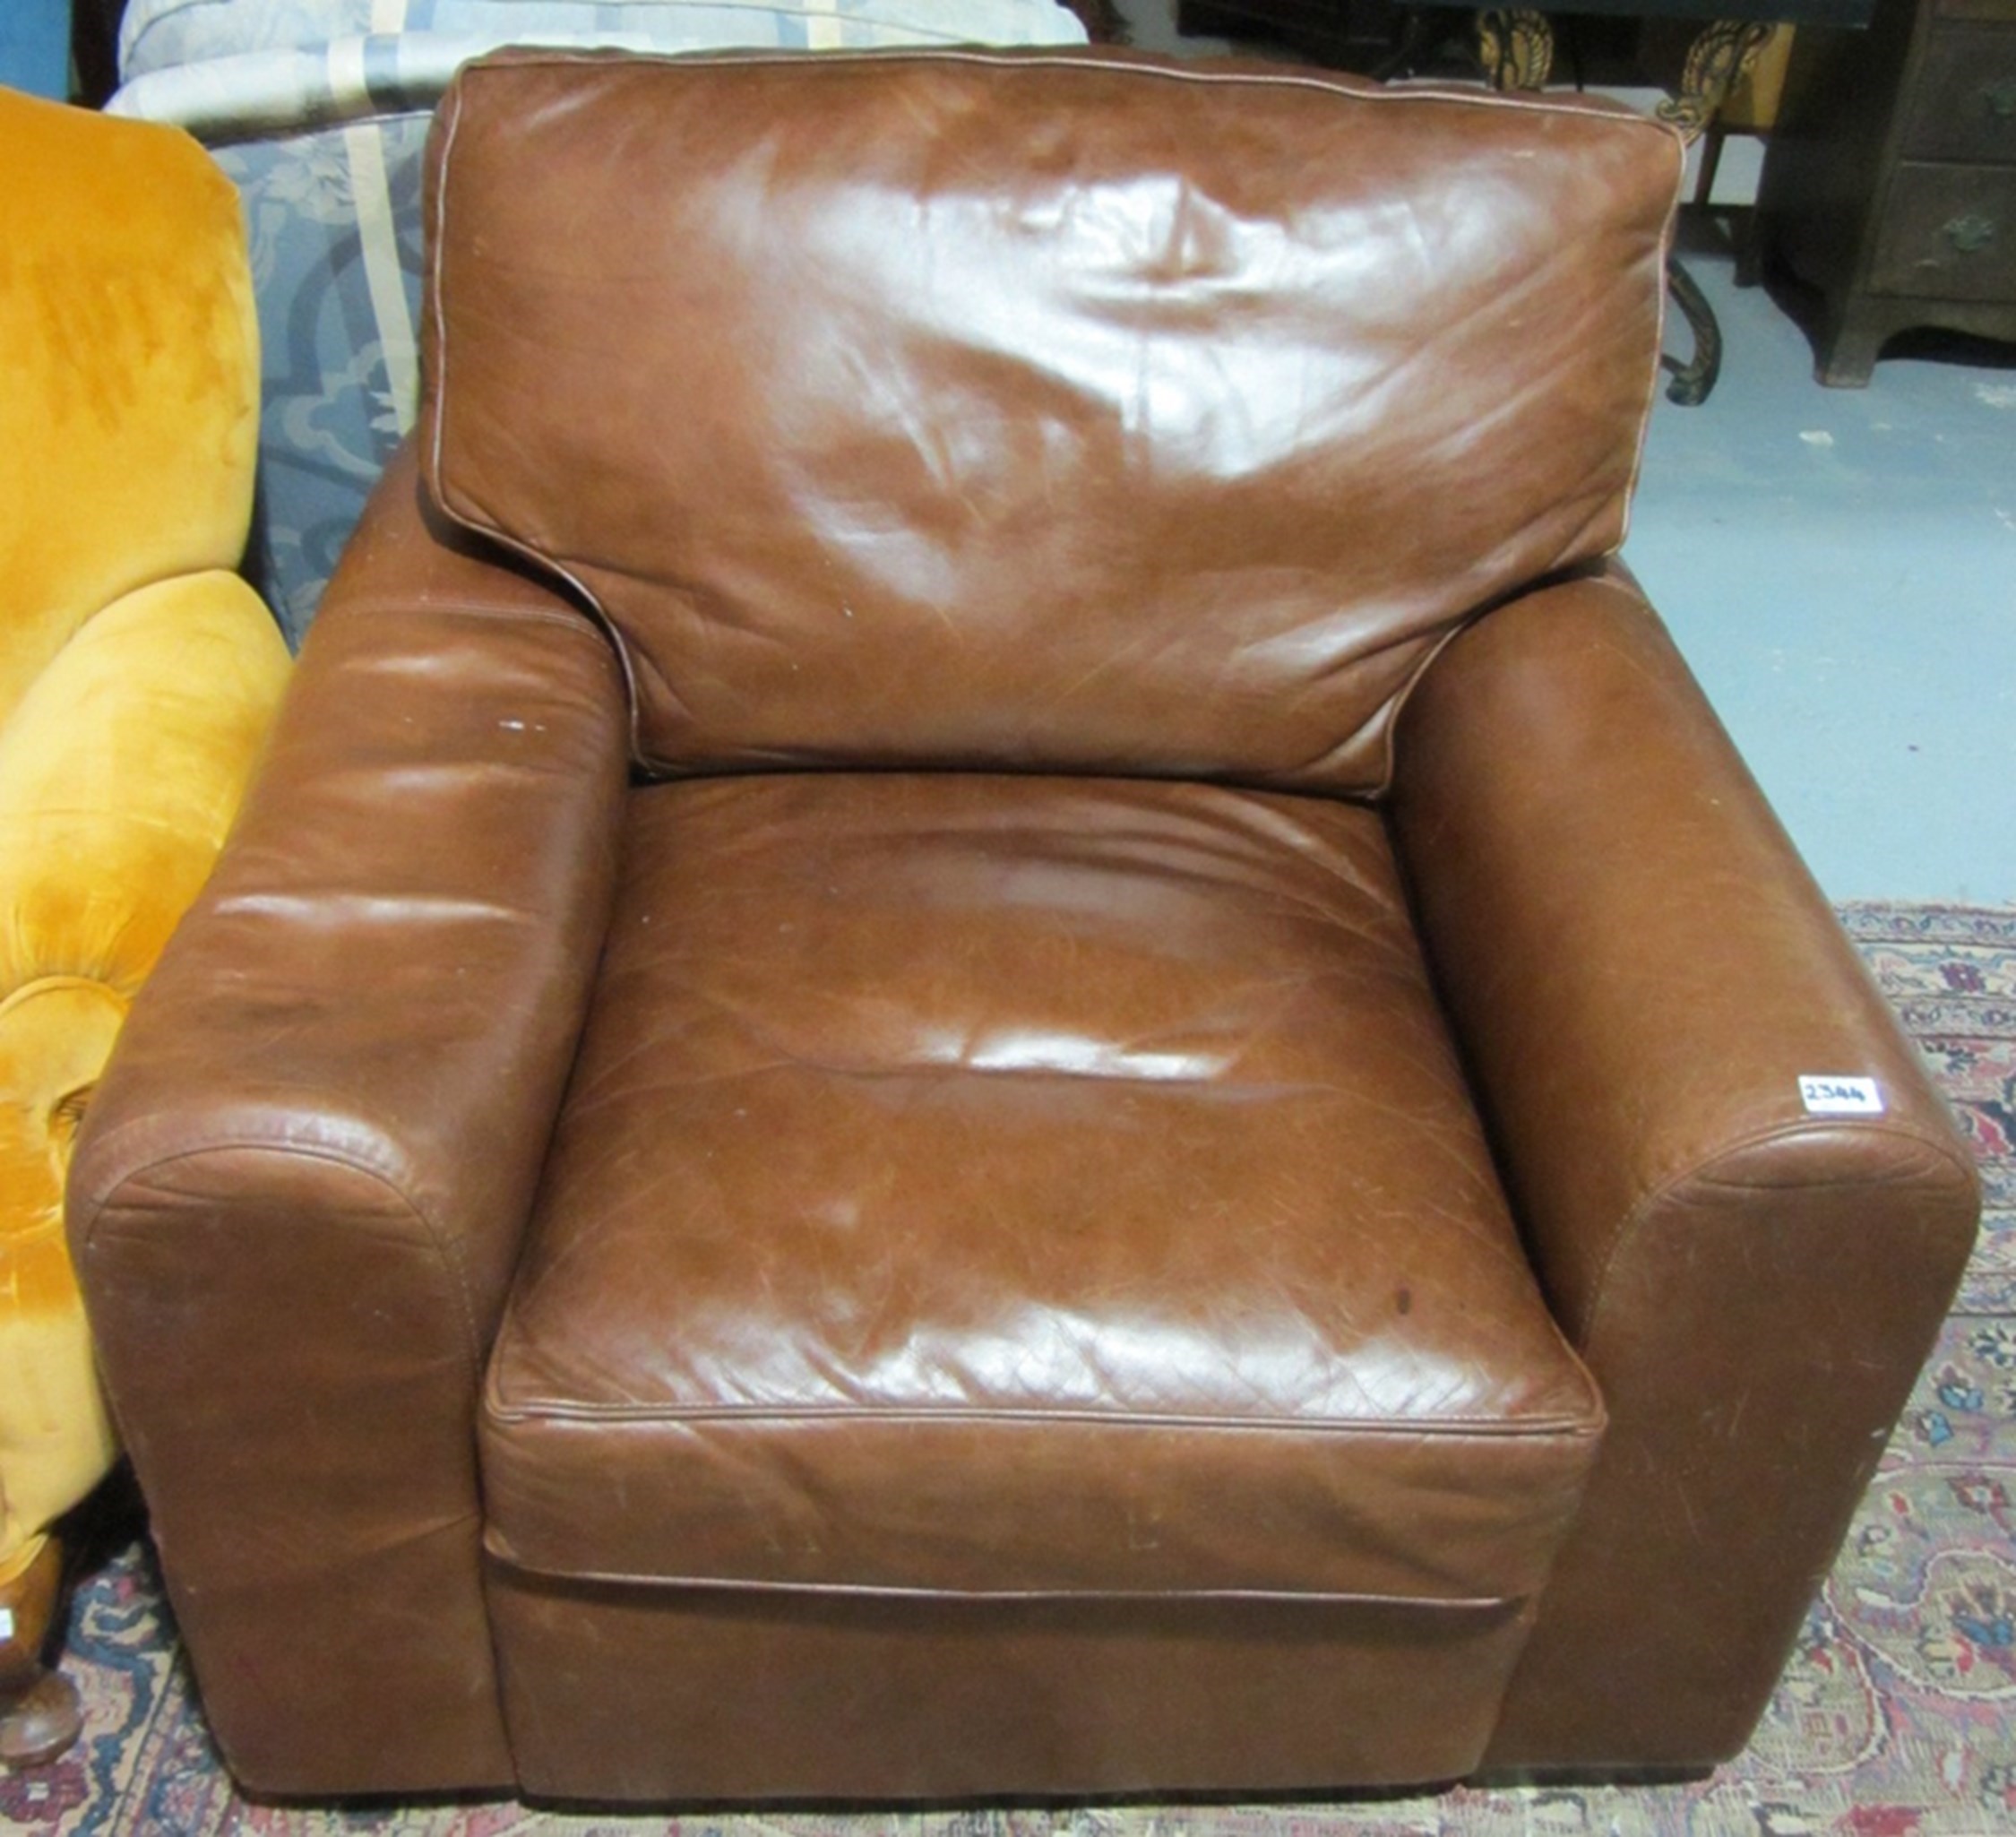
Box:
[0,1669,83,1770]
[0,1537,81,1769]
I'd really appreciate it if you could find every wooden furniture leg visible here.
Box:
[0,1537,82,1770]
[1656,22,1775,403]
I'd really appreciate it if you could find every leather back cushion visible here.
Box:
[421,49,1680,792]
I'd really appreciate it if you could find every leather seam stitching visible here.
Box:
[485,1401,1605,1436]
[461,47,1685,142]
[478,1559,1515,1609]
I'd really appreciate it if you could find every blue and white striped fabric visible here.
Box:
[109,0,1088,640]
[116,1,1087,138]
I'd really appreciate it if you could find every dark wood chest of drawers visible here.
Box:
[1758,0,2016,382]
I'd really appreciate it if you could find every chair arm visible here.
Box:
[66,451,629,1796]
[0,569,286,1574]
[1387,565,1979,1771]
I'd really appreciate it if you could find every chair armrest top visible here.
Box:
[1388,565,1978,1345]
[69,448,630,1355]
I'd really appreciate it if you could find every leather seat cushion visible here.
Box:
[482,772,1603,1607]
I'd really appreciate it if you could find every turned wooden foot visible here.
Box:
[0,1538,82,1769]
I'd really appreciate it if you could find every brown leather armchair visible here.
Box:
[67,47,1978,1805]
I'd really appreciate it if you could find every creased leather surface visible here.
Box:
[66,449,629,1795]
[422,48,1680,791]
[1387,566,1980,1769]
[485,773,1602,1603]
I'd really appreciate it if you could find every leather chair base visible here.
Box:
[489,1567,1534,1801]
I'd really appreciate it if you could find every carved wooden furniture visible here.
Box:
[1757,0,2016,383]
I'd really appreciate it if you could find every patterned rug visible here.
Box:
[8,902,2013,1837]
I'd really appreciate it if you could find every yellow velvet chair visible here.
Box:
[0,86,290,1765]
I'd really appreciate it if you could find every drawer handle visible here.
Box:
[1988,79,2016,121]
[1945,213,1998,254]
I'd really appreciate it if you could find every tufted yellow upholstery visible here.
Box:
[0,87,289,1600]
